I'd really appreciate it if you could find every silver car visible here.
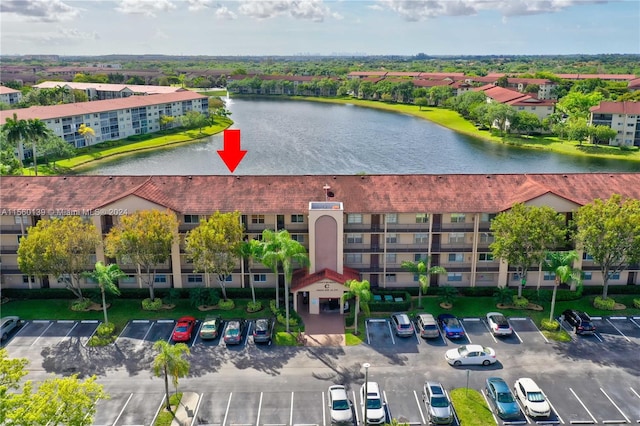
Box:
[328,385,353,424]
[1,316,21,341]
[423,381,454,425]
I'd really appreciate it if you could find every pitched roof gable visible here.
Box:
[291,267,361,291]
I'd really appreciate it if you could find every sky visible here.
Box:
[1,0,639,57]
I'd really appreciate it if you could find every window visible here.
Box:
[414,233,428,244]
[543,272,556,281]
[583,272,592,280]
[386,253,397,263]
[447,273,462,282]
[415,213,429,223]
[414,254,427,262]
[291,214,304,223]
[582,253,594,260]
[480,233,494,243]
[478,253,494,261]
[346,233,363,244]
[385,213,397,224]
[184,214,199,224]
[345,253,362,264]
[449,232,465,244]
[154,275,167,283]
[187,274,203,283]
[14,216,28,224]
[251,215,265,224]
[385,273,397,283]
[225,275,233,282]
[608,272,620,280]
[121,275,136,284]
[253,274,267,282]
[451,213,466,223]
[448,253,464,262]
[291,234,305,243]
[22,275,31,284]
[347,214,362,224]
[480,213,496,222]
[386,233,397,244]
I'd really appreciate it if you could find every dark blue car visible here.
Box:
[437,314,465,339]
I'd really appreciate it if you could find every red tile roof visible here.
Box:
[34,81,184,94]
[629,78,640,90]
[590,101,640,115]
[0,91,207,121]
[2,174,639,216]
[0,85,21,95]
[291,267,361,291]
[474,84,529,103]
[412,79,453,88]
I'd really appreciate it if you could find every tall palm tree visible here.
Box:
[260,229,281,308]
[260,230,309,332]
[152,340,191,412]
[83,261,125,324]
[401,257,447,308]
[25,118,51,176]
[544,251,582,321]
[238,238,263,304]
[2,113,29,169]
[342,279,372,336]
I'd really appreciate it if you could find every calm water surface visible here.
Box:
[86,98,639,175]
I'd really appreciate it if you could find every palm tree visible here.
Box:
[152,340,191,412]
[260,230,309,332]
[544,251,582,322]
[401,257,447,308]
[25,118,51,176]
[342,279,372,336]
[2,113,29,169]
[238,238,263,304]
[83,261,125,324]
[78,124,96,148]
[260,229,282,308]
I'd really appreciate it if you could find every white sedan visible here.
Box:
[445,344,497,366]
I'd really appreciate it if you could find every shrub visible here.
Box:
[270,299,278,315]
[218,299,235,310]
[247,301,263,312]
[96,322,116,337]
[593,296,616,310]
[70,298,92,311]
[494,287,514,305]
[88,322,117,346]
[276,312,298,327]
[142,297,162,311]
[345,314,355,328]
[540,319,560,331]
[512,295,529,308]
[634,298,640,309]
[439,286,458,306]
[164,289,182,305]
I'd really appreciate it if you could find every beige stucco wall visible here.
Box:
[296,279,347,315]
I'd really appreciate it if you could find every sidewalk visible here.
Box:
[171,391,200,426]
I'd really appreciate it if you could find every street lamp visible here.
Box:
[363,362,370,426]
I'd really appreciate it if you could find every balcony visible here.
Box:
[0,245,19,254]
[0,225,27,234]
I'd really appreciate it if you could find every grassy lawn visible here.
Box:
[250,95,640,164]
[21,118,233,175]
[153,392,182,426]
[450,388,496,426]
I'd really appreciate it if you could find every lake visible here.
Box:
[85,98,639,175]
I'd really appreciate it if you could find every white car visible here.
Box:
[1,316,21,341]
[328,385,353,424]
[360,381,386,424]
[514,378,551,418]
[486,312,513,336]
[445,344,496,366]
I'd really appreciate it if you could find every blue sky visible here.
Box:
[1,0,638,56]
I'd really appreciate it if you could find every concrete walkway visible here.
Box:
[171,391,200,426]
[297,310,346,346]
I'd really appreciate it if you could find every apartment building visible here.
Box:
[1,174,638,314]
[0,85,23,105]
[33,81,185,100]
[0,91,209,150]
[589,101,640,147]
[475,84,556,121]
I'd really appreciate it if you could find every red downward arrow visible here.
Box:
[217,129,247,173]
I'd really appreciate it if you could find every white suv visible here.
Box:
[328,385,353,424]
[360,381,386,424]
[514,378,551,418]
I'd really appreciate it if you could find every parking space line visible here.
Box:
[568,388,597,424]
[290,391,294,426]
[480,318,498,343]
[321,391,326,426]
[365,320,371,345]
[482,388,500,425]
[460,320,471,343]
[83,321,101,348]
[244,322,252,346]
[544,393,564,425]
[559,321,576,342]
[413,325,421,345]
[600,388,631,424]
[352,390,359,425]
[112,392,133,426]
[31,321,54,346]
[630,318,640,329]
[190,393,204,426]
[256,392,263,426]
[139,321,155,347]
[413,390,426,425]
[606,318,631,342]
[514,399,531,424]
[387,321,396,345]
[64,321,79,338]
[223,392,232,426]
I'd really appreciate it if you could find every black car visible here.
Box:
[253,318,274,344]
[561,309,596,335]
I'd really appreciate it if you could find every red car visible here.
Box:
[172,316,196,342]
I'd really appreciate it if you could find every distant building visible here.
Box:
[0,85,23,105]
[589,101,640,147]
[34,81,185,101]
[474,84,556,121]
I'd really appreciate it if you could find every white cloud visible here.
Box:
[376,0,610,21]
[115,0,177,17]
[187,0,214,11]
[215,6,238,19]
[237,0,337,22]
[0,0,80,22]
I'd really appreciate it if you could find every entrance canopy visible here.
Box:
[291,267,360,315]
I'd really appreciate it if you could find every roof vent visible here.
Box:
[563,174,568,178]
[188,175,192,180]
[486,175,491,179]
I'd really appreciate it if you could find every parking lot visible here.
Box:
[3,314,639,425]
